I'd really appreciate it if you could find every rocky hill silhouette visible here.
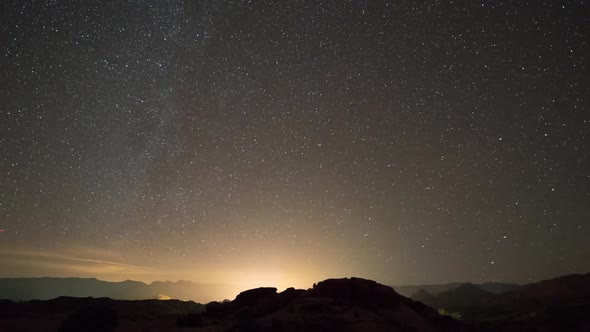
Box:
[197,277,461,331]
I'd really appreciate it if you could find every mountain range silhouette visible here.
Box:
[0,273,589,331]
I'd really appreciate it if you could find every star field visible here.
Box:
[1,1,588,290]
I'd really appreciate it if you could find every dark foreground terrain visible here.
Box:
[0,274,589,332]
[411,273,590,332]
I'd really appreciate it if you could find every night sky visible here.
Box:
[1,1,588,292]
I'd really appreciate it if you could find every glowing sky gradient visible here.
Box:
[1,1,588,294]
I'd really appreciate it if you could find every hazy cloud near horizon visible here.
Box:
[0,247,318,291]
[0,248,157,281]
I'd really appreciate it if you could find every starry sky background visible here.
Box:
[1,1,588,293]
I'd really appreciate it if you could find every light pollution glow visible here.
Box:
[0,245,386,300]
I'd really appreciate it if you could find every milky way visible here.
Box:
[1,1,588,291]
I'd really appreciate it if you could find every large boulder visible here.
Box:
[234,287,278,306]
[308,277,405,309]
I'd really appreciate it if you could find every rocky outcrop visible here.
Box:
[308,277,405,309]
[234,287,278,306]
[199,277,461,331]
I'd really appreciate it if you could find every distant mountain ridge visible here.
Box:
[0,277,236,303]
[393,281,519,298]
[410,273,590,312]
[411,283,497,311]
[408,272,590,330]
